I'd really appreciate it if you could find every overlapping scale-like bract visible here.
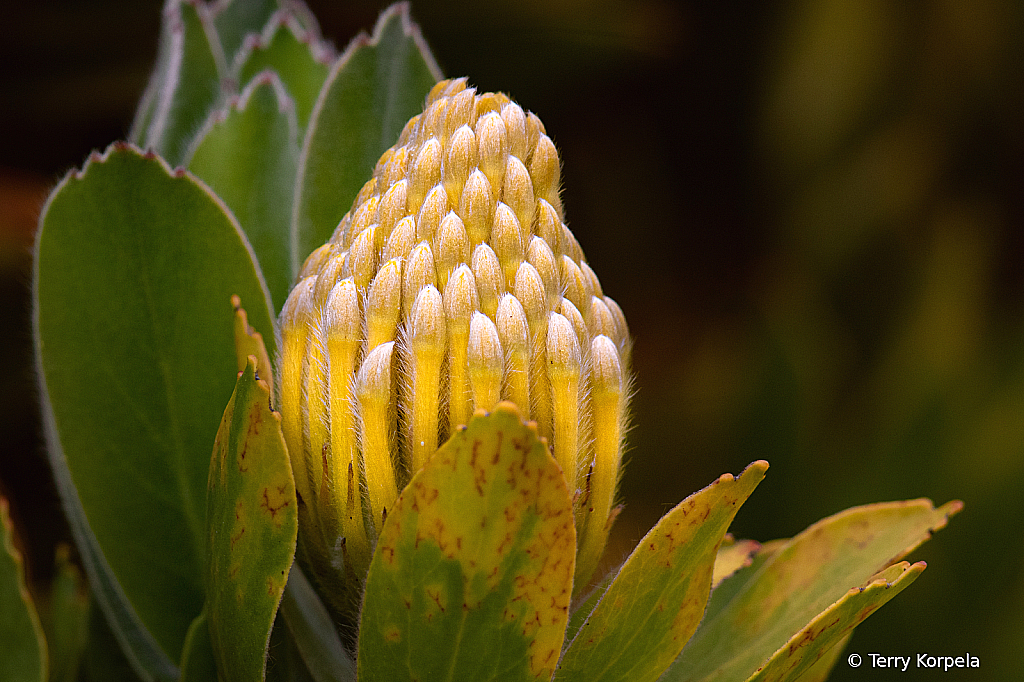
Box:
[280,78,630,591]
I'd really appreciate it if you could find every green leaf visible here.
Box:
[34,143,276,666]
[357,404,576,682]
[565,571,615,646]
[746,563,922,682]
[555,462,768,682]
[206,357,297,682]
[783,632,850,682]
[235,12,333,132]
[189,73,300,313]
[133,1,226,167]
[279,566,356,682]
[41,460,176,682]
[291,2,441,276]
[0,496,48,682]
[179,611,218,682]
[664,498,962,682]
[39,546,90,682]
[212,0,280,66]
[79,599,147,682]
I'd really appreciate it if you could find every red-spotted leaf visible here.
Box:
[555,462,768,682]
[747,562,924,682]
[206,357,297,682]
[357,404,575,682]
[664,499,962,682]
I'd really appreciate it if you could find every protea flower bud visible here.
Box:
[279,78,631,598]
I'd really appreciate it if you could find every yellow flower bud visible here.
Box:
[366,258,402,352]
[407,285,446,472]
[476,112,507,192]
[444,125,476,206]
[280,79,632,591]
[471,243,504,320]
[459,169,494,246]
[467,311,503,412]
[382,216,415,263]
[495,293,530,411]
[501,101,528,161]
[444,264,478,435]
[503,155,535,232]
[402,241,436,321]
[378,178,408,242]
[433,211,470,292]
[416,183,449,242]
[408,137,442,214]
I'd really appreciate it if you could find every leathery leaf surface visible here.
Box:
[747,561,923,682]
[34,143,275,670]
[664,498,962,682]
[206,357,297,682]
[357,403,575,682]
[555,461,768,682]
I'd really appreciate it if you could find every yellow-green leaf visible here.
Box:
[664,499,962,682]
[747,562,923,682]
[357,404,575,682]
[712,536,761,589]
[555,461,767,682]
[206,358,297,682]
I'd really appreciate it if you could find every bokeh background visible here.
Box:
[2,0,1022,679]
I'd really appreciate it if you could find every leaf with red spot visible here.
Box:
[555,461,768,682]
[663,498,961,682]
[357,403,576,682]
[206,357,297,682]
[746,562,921,682]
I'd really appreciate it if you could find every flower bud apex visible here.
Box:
[444,87,477,138]
[416,183,449,242]
[434,211,470,292]
[529,134,560,211]
[501,102,528,161]
[476,112,507,192]
[467,312,503,412]
[459,169,494,247]
[471,243,504,320]
[444,125,476,206]
[527,236,559,312]
[366,258,402,352]
[408,137,442,214]
[402,242,436,321]
[492,203,525,286]
[382,216,415,263]
[502,155,535,232]
[535,198,563,250]
[378,179,408,242]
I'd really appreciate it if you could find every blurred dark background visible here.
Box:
[2,0,1022,679]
